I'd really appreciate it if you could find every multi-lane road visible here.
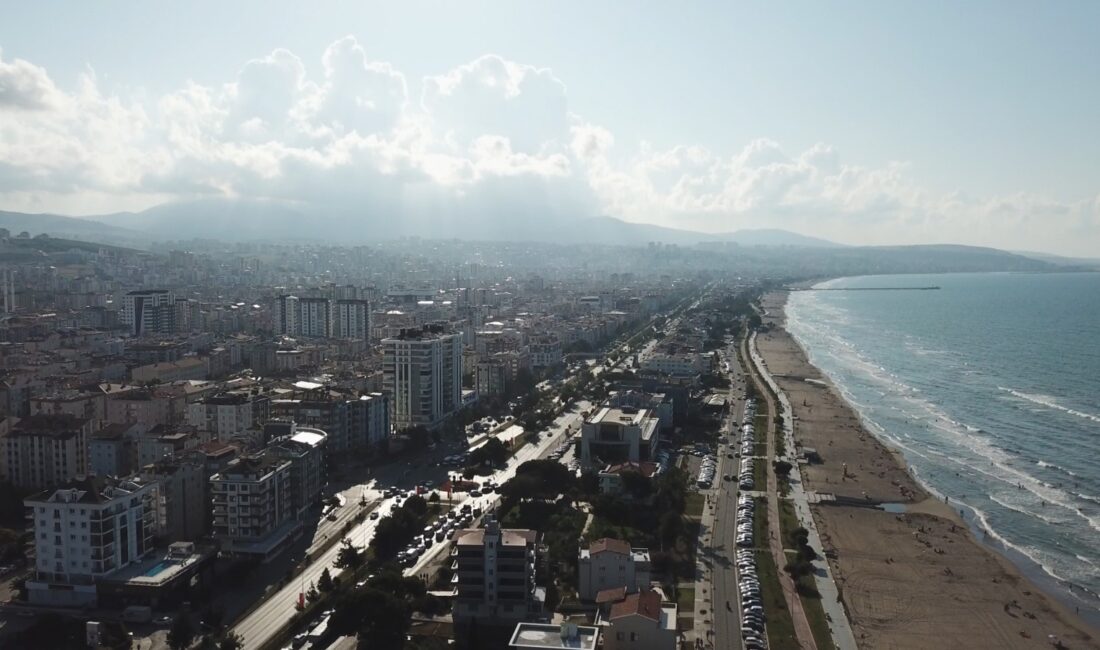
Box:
[231,399,591,649]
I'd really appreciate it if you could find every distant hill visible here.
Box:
[6,199,845,248]
[0,201,1074,276]
[0,210,143,244]
[1012,250,1100,270]
[715,228,843,248]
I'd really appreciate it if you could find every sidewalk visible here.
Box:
[750,332,858,650]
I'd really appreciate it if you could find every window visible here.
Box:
[616,632,624,641]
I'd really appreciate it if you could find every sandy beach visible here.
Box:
[756,291,1098,650]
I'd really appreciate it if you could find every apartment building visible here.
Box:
[382,325,462,431]
[122,290,176,338]
[210,453,297,561]
[270,390,389,451]
[529,336,562,368]
[333,299,371,340]
[1,414,91,491]
[140,456,207,542]
[24,476,156,606]
[578,538,652,601]
[267,426,327,520]
[452,518,545,649]
[187,393,254,441]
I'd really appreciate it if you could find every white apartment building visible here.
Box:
[210,453,297,561]
[122,290,176,337]
[579,406,660,468]
[187,394,253,441]
[1,414,91,491]
[24,476,156,606]
[529,336,562,368]
[578,538,652,601]
[298,297,333,338]
[383,325,463,431]
[333,299,371,340]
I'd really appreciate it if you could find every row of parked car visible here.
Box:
[739,399,758,457]
[398,503,481,567]
[696,452,718,487]
[734,494,767,649]
[728,456,755,491]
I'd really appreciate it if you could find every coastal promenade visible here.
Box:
[749,331,857,650]
[754,291,1098,649]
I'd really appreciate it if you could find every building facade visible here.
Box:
[24,477,157,606]
[1,414,91,490]
[452,519,545,649]
[122,290,176,338]
[382,325,462,431]
[578,538,652,601]
[579,407,660,468]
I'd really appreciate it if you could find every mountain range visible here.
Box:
[0,199,844,248]
[0,200,1091,275]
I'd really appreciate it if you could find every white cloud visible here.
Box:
[0,51,62,110]
[0,40,1096,255]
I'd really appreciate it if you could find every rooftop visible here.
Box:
[609,589,663,622]
[508,623,599,650]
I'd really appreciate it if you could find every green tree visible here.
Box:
[218,631,244,650]
[335,539,364,570]
[318,567,335,592]
[306,581,320,603]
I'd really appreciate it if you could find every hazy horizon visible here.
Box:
[1,2,1098,256]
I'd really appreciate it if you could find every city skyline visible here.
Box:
[1,2,1098,256]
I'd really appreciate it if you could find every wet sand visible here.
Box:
[756,291,1098,650]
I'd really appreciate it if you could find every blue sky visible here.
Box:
[1,1,1098,254]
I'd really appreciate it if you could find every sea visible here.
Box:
[786,272,1100,620]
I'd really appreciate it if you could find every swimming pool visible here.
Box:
[142,560,177,577]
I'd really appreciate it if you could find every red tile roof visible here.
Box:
[588,537,631,556]
[609,589,662,622]
[595,586,627,604]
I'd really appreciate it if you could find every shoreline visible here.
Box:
[757,290,1098,649]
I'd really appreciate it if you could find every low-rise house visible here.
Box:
[578,538,652,601]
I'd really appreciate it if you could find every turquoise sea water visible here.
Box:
[786,272,1100,616]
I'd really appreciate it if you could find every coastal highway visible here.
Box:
[710,343,750,650]
[232,400,590,649]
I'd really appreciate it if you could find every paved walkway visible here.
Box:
[750,332,858,650]
[745,334,817,650]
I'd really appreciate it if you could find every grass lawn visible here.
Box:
[756,548,799,650]
[798,575,837,650]
[778,499,800,549]
[685,493,705,519]
[753,496,769,545]
[753,458,767,489]
[677,586,695,610]
[754,443,769,457]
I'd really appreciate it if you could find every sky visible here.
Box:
[1,1,1098,255]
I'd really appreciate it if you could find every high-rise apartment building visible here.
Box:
[122,290,176,337]
[333,299,371,340]
[382,325,463,431]
[210,453,297,561]
[273,295,299,336]
[298,297,333,338]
